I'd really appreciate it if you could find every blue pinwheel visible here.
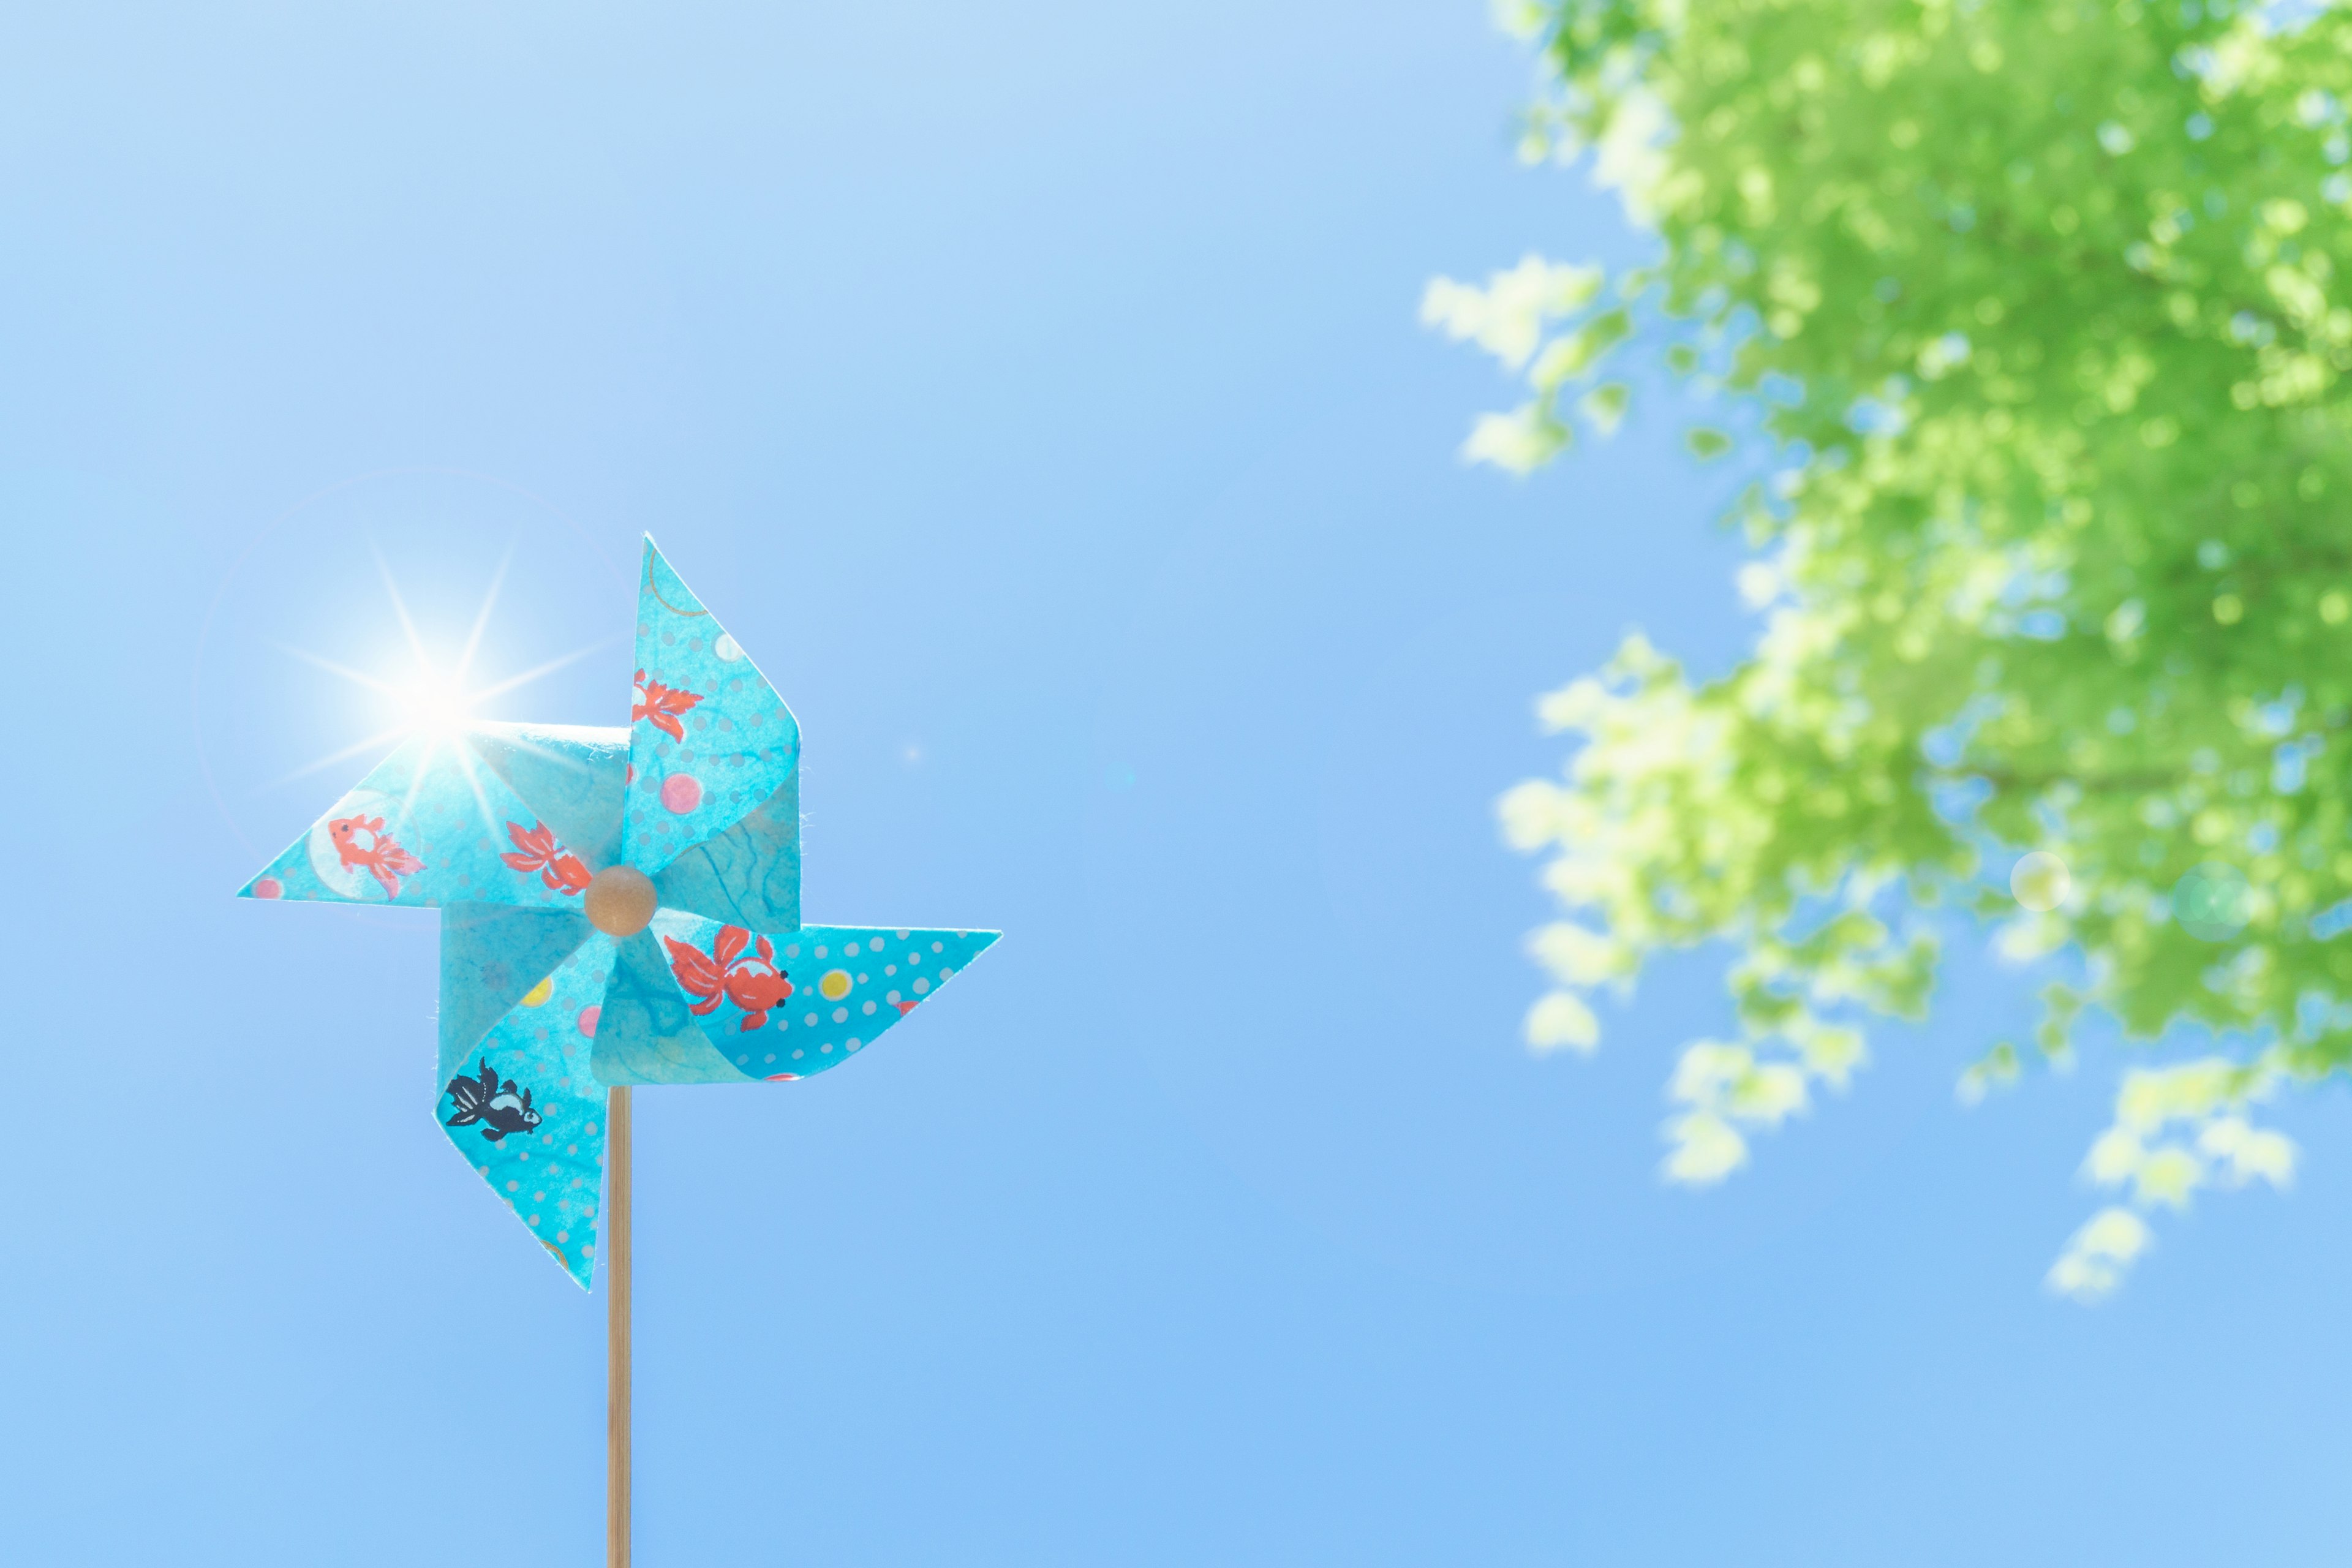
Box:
[241,538,999,1286]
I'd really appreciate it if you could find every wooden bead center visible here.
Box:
[584,866,657,937]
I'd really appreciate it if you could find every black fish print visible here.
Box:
[444,1058,544,1143]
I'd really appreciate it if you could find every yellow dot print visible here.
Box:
[818,969,853,1001]
[521,976,554,1008]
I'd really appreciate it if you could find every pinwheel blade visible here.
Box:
[621,538,801,878]
[243,733,614,911]
[641,915,1000,1082]
[435,931,619,1288]
[586,928,764,1087]
[439,903,594,1061]
[464,722,630,874]
[651,768,801,931]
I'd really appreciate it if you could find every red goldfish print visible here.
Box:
[631,669,704,742]
[329,814,425,899]
[663,925,795,1031]
[500,820,592,895]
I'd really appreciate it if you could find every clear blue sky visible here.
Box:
[8,4,2352,1564]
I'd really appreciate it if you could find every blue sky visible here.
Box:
[9,4,2352,1564]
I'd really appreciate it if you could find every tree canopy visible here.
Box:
[1428,0,2352,1297]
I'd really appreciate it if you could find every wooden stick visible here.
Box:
[607,1085,633,1568]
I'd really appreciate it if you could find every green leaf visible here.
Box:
[1580,382,1630,435]
[1440,0,2352,1298]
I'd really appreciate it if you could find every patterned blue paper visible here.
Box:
[435,934,616,1288]
[244,537,1000,1289]
[439,903,593,1064]
[241,734,596,910]
[588,929,752,1087]
[467,722,630,875]
[646,914,1000,1082]
[622,546,801,878]
[652,769,800,931]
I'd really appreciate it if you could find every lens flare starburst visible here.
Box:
[273,546,607,839]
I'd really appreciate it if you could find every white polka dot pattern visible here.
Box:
[645,914,1000,1081]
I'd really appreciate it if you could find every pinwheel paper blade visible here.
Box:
[241,730,607,910]
[438,926,615,1287]
[622,543,801,878]
[243,537,999,1288]
[646,916,999,1080]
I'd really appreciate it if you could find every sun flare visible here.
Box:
[274,546,608,798]
[391,664,480,738]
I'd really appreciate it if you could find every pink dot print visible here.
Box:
[660,773,703,814]
[251,878,284,899]
[576,1005,601,1038]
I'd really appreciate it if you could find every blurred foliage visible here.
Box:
[1428,0,2352,1297]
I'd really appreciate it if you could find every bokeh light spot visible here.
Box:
[2011,851,2071,911]
[2174,862,2252,941]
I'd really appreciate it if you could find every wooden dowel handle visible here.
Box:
[607,1085,632,1568]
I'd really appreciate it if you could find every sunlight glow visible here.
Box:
[391,663,480,738]
[274,548,612,799]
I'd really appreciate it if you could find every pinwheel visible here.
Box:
[239,538,996,1561]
